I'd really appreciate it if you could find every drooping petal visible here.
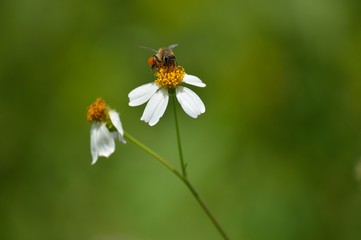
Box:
[182,74,206,87]
[141,88,169,126]
[108,110,126,144]
[176,86,205,118]
[128,82,160,106]
[90,122,116,165]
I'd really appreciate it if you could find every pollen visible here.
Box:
[155,66,185,88]
[87,98,109,122]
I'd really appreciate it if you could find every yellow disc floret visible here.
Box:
[155,66,185,88]
[87,98,109,122]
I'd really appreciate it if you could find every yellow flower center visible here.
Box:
[155,66,185,88]
[87,98,109,122]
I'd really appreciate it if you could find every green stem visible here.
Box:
[124,132,178,175]
[180,178,230,240]
[172,96,187,177]
[124,131,230,240]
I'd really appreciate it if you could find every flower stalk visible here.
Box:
[124,131,230,240]
[172,95,187,177]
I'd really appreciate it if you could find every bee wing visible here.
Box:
[168,44,178,50]
[139,46,158,53]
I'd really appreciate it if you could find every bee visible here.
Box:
[140,44,178,70]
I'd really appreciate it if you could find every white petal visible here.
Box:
[128,82,160,106]
[176,86,205,118]
[182,74,206,87]
[141,88,169,126]
[108,110,126,144]
[90,123,116,165]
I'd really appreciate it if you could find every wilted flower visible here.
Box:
[87,98,126,164]
[128,66,206,126]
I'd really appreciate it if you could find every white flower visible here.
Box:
[128,66,206,126]
[87,98,126,165]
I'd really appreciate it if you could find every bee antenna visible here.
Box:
[139,46,158,53]
[169,44,178,50]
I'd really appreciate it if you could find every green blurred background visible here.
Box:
[1,0,361,239]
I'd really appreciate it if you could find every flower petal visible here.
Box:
[128,82,160,106]
[108,110,126,144]
[182,74,206,87]
[90,123,116,165]
[141,88,169,126]
[176,86,205,118]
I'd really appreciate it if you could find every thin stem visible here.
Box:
[172,96,187,177]
[124,132,177,175]
[180,177,230,240]
[124,131,230,240]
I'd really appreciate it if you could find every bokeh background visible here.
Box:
[1,0,361,239]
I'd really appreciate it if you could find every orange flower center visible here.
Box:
[155,66,185,88]
[87,98,108,122]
